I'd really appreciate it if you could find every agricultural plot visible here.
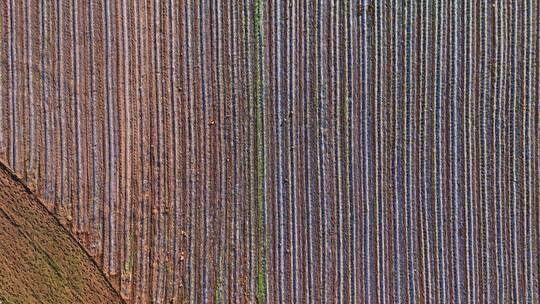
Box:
[0,0,539,303]
[0,162,124,303]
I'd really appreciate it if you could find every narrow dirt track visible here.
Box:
[0,0,539,303]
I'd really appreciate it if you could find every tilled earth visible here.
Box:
[0,162,124,303]
[1,1,539,303]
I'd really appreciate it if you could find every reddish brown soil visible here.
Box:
[0,162,124,304]
[1,1,539,303]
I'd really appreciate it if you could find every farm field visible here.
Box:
[0,0,539,303]
[0,162,124,303]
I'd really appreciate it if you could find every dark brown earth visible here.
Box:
[0,162,124,304]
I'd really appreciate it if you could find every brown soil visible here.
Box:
[0,162,124,304]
